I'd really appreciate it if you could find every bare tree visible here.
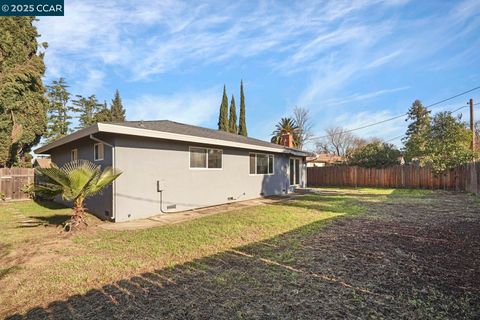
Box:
[293,106,314,150]
[315,127,356,157]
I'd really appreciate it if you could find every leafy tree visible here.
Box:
[293,106,313,150]
[238,80,248,136]
[0,17,49,167]
[424,112,475,172]
[71,95,102,129]
[110,89,126,122]
[271,117,299,146]
[94,101,113,123]
[403,100,431,163]
[348,141,401,168]
[46,78,71,142]
[228,95,238,133]
[218,85,229,131]
[34,160,121,231]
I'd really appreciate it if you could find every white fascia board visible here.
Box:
[34,124,99,154]
[34,122,309,156]
[98,123,297,154]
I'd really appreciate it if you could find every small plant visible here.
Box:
[20,183,35,199]
[0,192,5,202]
[34,160,121,231]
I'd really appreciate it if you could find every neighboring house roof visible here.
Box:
[35,120,309,156]
[307,153,344,164]
[33,157,51,168]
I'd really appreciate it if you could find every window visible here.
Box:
[94,143,104,161]
[71,148,78,161]
[189,147,222,169]
[249,153,274,175]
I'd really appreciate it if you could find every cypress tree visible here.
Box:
[46,78,71,143]
[218,85,229,131]
[110,89,126,122]
[0,17,49,167]
[238,80,247,136]
[228,95,238,133]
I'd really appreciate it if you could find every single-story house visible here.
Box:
[35,120,309,222]
[306,153,344,167]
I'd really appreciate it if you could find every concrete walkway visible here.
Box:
[99,195,301,231]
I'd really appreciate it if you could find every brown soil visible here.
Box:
[5,191,480,319]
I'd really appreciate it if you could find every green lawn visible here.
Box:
[0,191,364,317]
[2,188,477,319]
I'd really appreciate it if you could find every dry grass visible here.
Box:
[1,188,479,319]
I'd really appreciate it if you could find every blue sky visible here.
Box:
[36,0,480,149]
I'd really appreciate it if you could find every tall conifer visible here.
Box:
[0,17,49,166]
[218,85,229,131]
[229,95,238,133]
[238,80,247,137]
[110,89,126,122]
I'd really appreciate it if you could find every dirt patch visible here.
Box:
[5,190,480,319]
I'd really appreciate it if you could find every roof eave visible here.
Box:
[34,124,100,154]
[34,122,309,156]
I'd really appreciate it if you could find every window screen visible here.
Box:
[190,147,207,168]
[208,149,222,168]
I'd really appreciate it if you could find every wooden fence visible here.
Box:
[307,163,480,195]
[0,168,35,201]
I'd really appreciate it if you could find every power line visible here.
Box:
[313,85,480,140]
[383,103,472,143]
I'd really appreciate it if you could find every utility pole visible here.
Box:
[470,98,475,151]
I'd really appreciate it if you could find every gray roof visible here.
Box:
[114,120,292,151]
[35,120,308,156]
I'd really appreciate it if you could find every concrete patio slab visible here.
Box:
[99,194,302,231]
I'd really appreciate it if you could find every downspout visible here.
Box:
[90,134,116,222]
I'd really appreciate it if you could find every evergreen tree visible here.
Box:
[94,101,113,123]
[348,141,401,168]
[71,95,102,129]
[403,100,431,163]
[228,95,238,133]
[46,78,71,142]
[0,17,49,167]
[218,85,229,131]
[425,112,475,172]
[110,89,126,122]
[238,80,247,136]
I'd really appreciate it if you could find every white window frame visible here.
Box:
[93,143,104,161]
[189,146,223,170]
[289,157,301,186]
[71,148,78,161]
[249,153,274,175]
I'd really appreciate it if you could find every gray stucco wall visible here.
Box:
[47,135,114,220]
[112,135,305,222]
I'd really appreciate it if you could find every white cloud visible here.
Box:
[124,88,220,126]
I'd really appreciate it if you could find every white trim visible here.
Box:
[71,148,78,161]
[188,146,223,170]
[34,123,308,156]
[93,143,104,161]
[249,152,275,175]
[289,157,301,186]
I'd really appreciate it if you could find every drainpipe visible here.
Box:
[90,134,116,221]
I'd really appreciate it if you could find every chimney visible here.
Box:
[281,132,294,148]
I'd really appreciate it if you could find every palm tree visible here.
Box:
[271,117,300,146]
[35,160,121,231]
